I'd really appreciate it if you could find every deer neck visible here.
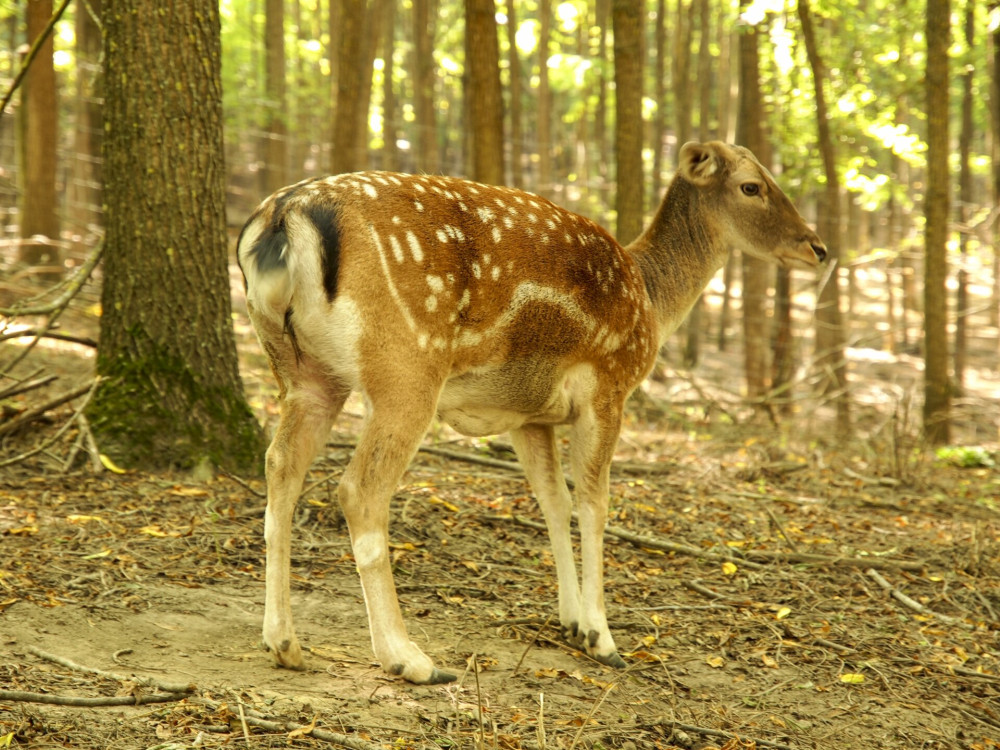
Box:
[625,177,730,344]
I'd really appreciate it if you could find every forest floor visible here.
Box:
[1,257,999,750]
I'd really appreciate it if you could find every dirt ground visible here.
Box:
[1,260,999,750]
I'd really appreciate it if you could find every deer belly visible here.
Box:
[436,364,583,436]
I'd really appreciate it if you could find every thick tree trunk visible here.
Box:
[89,0,265,473]
[923,0,952,444]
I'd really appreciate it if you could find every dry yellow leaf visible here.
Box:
[99,454,127,474]
[721,561,738,576]
[706,655,725,668]
[840,673,865,684]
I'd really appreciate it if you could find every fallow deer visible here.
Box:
[237,141,826,684]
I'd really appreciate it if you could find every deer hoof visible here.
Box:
[594,651,627,669]
[265,638,305,670]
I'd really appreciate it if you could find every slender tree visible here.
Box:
[413,0,439,173]
[330,0,366,173]
[19,0,59,268]
[505,0,524,187]
[88,0,265,472]
[923,0,952,443]
[612,0,644,244]
[537,0,553,195]
[465,0,504,184]
[954,0,975,392]
[797,0,850,432]
[736,9,772,402]
[263,0,288,193]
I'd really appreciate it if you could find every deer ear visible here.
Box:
[679,141,725,185]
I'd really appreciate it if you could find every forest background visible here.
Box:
[2,0,999,458]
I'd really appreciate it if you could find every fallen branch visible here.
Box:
[865,568,971,628]
[27,645,195,695]
[0,380,95,438]
[488,513,926,574]
[198,696,385,750]
[0,329,97,348]
[0,689,185,707]
[0,372,57,400]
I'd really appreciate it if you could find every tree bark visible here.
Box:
[923,0,952,444]
[465,0,504,185]
[612,0,644,245]
[412,0,439,173]
[537,0,553,195]
[736,12,772,402]
[330,0,366,173]
[505,0,524,187]
[380,0,398,171]
[263,0,288,193]
[19,0,59,268]
[89,0,265,473]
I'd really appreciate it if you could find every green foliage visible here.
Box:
[935,446,996,469]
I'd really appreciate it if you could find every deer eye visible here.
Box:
[741,183,761,197]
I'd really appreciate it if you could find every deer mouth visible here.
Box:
[778,241,827,269]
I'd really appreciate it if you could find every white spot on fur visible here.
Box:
[363,183,378,198]
[477,207,495,223]
[406,230,424,262]
[492,226,502,244]
[491,265,501,281]
[425,295,438,312]
[427,274,445,293]
[472,262,481,279]
[389,234,404,263]
[414,200,424,212]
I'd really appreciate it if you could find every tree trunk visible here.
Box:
[505,0,523,187]
[537,0,553,195]
[465,0,504,185]
[651,0,667,203]
[923,0,951,444]
[612,0,644,245]
[89,0,265,473]
[380,0,398,171]
[991,2,1000,333]
[330,0,366,174]
[412,0,439,173]
[19,0,59,268]
[954,0,974,394]
[736,12,772,402]
[797,0,850,433]
[263,0,288,193]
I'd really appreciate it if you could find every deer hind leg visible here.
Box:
[509,425,583,646]
[568,402,627,669]
[337,379,455,684]
[263,385,347,669]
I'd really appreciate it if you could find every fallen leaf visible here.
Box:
[840,673,865,684]
[775,606,792,620]
[707,655,725,668]
[67,514,105,524]
[99,454,127,474]
[721,561,738,576]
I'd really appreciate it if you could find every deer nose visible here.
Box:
[811,242,827,263]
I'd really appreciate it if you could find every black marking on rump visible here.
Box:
[302,201,341,302]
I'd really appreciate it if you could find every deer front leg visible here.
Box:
[509,425,583,645]
[569,404,627,669]
[338,393,456,685]
[263,389,342,669]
